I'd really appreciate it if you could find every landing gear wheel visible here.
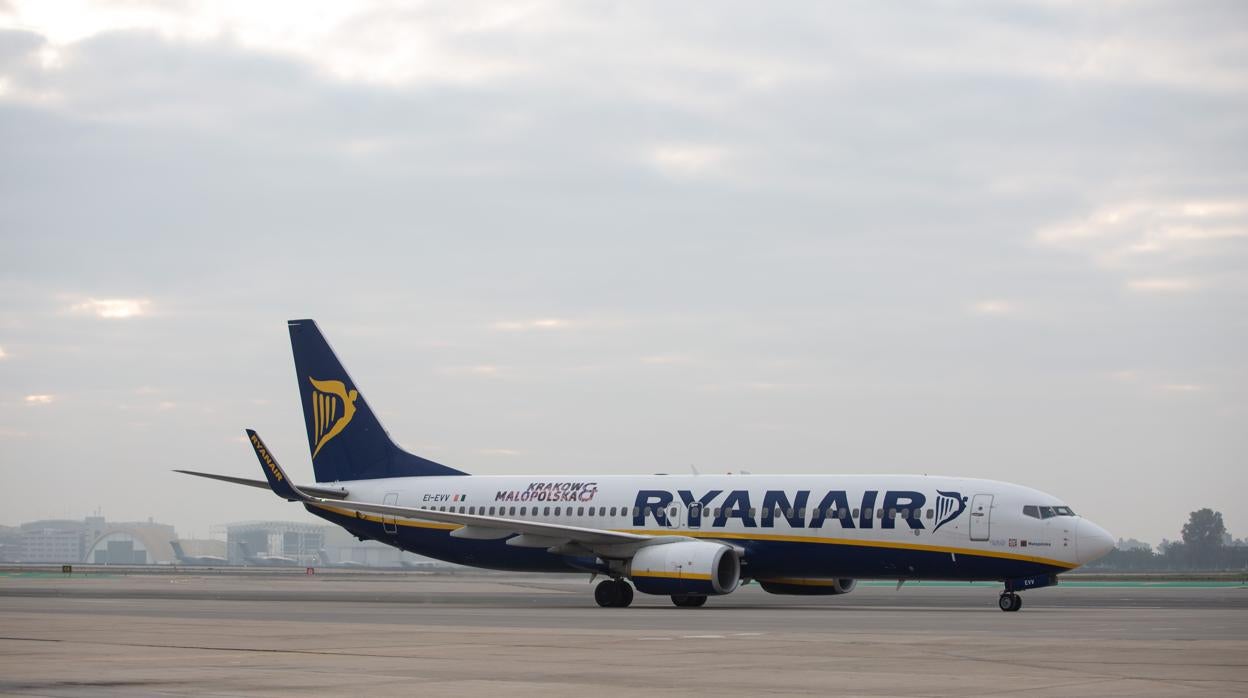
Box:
[617,580,634,607]
[998,593,1022,612]
[595,579,634,608]
[671,594,708,608]
[595,579,621,607]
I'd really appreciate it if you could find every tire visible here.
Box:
[671,594,708,608]
[998,594,1014,612]
[616,580,634,608]
[595,580,622,607]
[1010,594,1023,612]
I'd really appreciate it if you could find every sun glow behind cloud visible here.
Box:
[68,298,150,319]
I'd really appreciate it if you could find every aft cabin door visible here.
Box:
[383,492,398,534]
[969,494,992,541]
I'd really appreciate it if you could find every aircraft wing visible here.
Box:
[211,429,674,554]
[303,496,652,547]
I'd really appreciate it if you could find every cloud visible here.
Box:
[68,297,150,318]
[491,318,570,331]
[23,394,54,404]
[968,300,1016,316]
[1159,383,1204,393]
[438,365,504,376]
[641,354,690,365]
[477,448,519,456]
[646,143,732,179]
[1125,278,1198,293]
[1036,200,1247,290]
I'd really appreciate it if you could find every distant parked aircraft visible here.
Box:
[169,540,228,566]
[316,549,367,568]
[237,540,300,567]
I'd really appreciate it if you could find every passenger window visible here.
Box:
[1023,505,1039,519]
[749,508,757,518]
[798,508,806,518]
[713,508,721,517]
[761,507,771,518]
[876,509,884,519]
[888,508,896,520]
[543,507,551,516]
[784,508,793,518]
[644,507,652,517]
[487,507,495,516]
[577,507,584,516]
[633,507,640,517]
[520,507,527,516]
[609,507,617,517]
[925,509,933,519]
[900,509,909,519]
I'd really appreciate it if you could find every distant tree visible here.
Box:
[1181,508,1227,569]
[1116,537,1153,553]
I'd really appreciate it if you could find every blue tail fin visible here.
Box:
[287,319,467,482]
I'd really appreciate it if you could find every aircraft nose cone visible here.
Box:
[1076,518,1114,564]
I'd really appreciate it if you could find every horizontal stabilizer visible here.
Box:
[173,469,348,499]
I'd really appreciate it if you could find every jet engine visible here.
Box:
[627,541,740,596]
[758,578,857,595]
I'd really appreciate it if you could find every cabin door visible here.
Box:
[383,492,399,534]
[969,494,992,541]
[685,502,702,529]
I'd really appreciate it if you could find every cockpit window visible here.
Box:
[1024,504,1076,519]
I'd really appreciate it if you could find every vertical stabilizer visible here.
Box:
[287,319,467,482]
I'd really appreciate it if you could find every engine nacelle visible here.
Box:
[627,541,740,596]
[758,578,857,596]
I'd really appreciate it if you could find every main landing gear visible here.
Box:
[671,594,707,608]
[594,579,634,608]
[998,592,1022,612]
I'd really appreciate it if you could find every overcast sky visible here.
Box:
[1,1,1244,545]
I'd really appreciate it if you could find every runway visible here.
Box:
[1,572,1245,697]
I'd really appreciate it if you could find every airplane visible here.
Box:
[169,540,228,566]
[236,540,300,567]
[179,319,1115,611]
[317,549,368,568]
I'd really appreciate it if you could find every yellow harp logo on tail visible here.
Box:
[308,377,359,457]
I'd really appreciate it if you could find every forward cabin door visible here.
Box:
[383,492,398,535]
[969,494,992,541]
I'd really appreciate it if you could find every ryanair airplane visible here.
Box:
[180,319,1114,611]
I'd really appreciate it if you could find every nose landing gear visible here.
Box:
[594,579,635,608]
[998,592,1022,612]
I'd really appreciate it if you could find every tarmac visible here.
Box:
[1,571,1245,697]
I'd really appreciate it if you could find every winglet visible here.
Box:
[247,429,309,502]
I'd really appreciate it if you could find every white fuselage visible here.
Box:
[313,473,1113,578]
